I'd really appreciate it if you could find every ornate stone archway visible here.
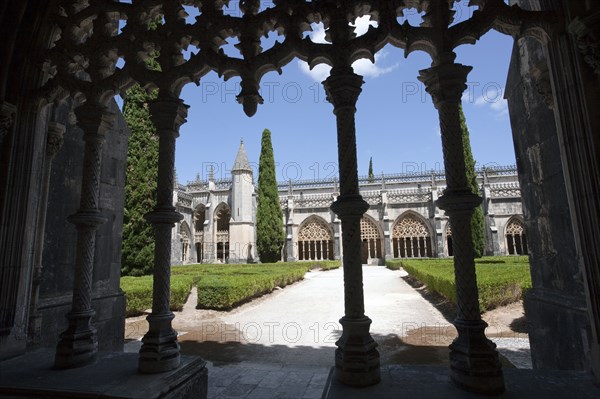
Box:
[9,0,585,394]
[446,222,453,257]
[194,204,206,263]
[297,217,333,261]
[505,217,528,256]
[392,213,433,258]
[180,221,191,263]
[360,216,383,264]
[214,204,231,263]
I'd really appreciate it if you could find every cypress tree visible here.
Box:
[121,24,160,276]
[368,157,374,183]
[460,105,486,258]
[256,129,285,263]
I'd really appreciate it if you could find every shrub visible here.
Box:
[386,257,531,312]
[121,262,325,314]
[121,275,193,317]
[195,264,308,310]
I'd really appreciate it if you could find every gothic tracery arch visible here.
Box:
[215,203,231,262]
[194,204,206,262]
[392,213,433,258]
[360,216,383,262]
[180,221,191,263]
[446,223,453,257]
[505,217,528,256]
[27,0,557,389]
[297,217,333,261]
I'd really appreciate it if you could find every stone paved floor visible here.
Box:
[207,362,330,399]
[125,266,534,398]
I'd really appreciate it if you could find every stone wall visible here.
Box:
[37,99,128,352]
[505,34,591,370]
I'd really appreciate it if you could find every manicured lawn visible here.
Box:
[121,260,340,316]
[386,256,531,312]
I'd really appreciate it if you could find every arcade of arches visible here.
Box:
[173,149,529,266]
[1,1,600,398]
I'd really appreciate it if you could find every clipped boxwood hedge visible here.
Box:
[120,275,193,317]
[121,260,340,315]
[194,265,308,310]
[386,257,531,312]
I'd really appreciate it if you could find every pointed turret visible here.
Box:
[229,138,256,263]
[232,139,253,173]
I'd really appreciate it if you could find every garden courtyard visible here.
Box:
[122,259,532,399]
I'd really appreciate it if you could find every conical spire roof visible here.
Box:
[232,139,252,173]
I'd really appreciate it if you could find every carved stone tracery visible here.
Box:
[38,0,555,392]
[298,220,331,241]
[392,215,431,238]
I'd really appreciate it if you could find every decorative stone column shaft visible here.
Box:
[419,62,504,394]
[323,66,380,387]
[0,101,17,336]
[29,122,65,345]
[138,96,187,374]
[55,104,114,369]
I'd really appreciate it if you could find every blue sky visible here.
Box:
[120,2,516,184]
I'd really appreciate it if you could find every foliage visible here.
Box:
[368,157,374,183]
[460,105,486,258]
[120,275,193,317]
[120,83,159,276]
[256,129,285,262]
[385,257,531,312]
[120,36,161,276]
[193,264,307,310]
[120,261,340,315]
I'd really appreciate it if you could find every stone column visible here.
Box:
[0,102,15,153]
[55,103,114,369]
[138,96,187,374]
[29,122,65,345]
[419,62,504,394]
[323,66,380,387]
[0,101,17,336]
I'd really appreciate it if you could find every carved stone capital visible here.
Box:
[323,69,364,112]
[418,63,472,107]
[569,10,600,75]
[74,103,115,141]
[330,194,369,220]
[46,122,66,158]
[145,207,184,225]
[148,97,189,136]
[436,190,482,214]
[0,101,17,147]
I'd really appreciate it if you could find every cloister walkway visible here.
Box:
[124,266,531,398]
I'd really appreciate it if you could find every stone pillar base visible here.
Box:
[139,313,180,374]
[449,319,504,395]
[334,316,380,387]
[0,350,207,399]
[54,310,97,369]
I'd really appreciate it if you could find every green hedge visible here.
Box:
[386,257,531,312]
[120,275,193,317]
[194,264,309,310]
[121,261,340,315]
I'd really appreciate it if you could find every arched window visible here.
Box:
[194,204,206,263]
[505,218,528,255]
[361,217,383,263]
[297,218,333,261]
[215,205,230,262]
[392,214,432,258]
[180,222,191,263]
[446,223,453,257]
